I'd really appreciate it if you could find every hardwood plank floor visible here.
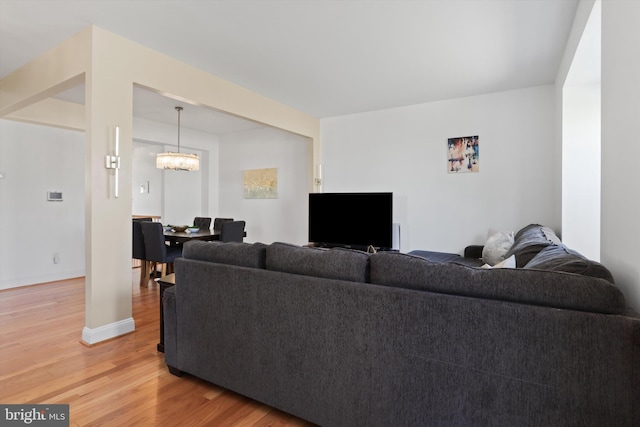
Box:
[0,271,315,426]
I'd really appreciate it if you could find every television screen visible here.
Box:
[308,192,393,249]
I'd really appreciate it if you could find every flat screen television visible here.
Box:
[308,192,393,250]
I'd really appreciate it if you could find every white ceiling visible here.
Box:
[132,87,267,135]
[0,0,579,132]
[53,85,267,135]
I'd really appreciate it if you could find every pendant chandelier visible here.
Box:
[156,106,200,171]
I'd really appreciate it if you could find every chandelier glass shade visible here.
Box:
[156,106,200,171]
[156,151,200,171]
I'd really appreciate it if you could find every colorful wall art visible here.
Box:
[448,135,479,173]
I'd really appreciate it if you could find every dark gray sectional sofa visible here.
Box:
[163,226,640,427]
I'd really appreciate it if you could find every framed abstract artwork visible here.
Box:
[448,135,479,173]
[243,167,278,199]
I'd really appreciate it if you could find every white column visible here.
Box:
[601,0,640,311]
[82,28,135,343]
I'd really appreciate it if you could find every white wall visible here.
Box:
[219,127,310,245]
[0,119,85,289]
[555,0,639,311]
[601,0,640,311]
[320,85,558,254]
[131,141,163,216]
[561,0,601,262]
[562,83,600,260]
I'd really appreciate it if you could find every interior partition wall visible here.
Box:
[561,0,601,261]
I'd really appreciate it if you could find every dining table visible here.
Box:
[163,228,220,245]
[163,227,247,245]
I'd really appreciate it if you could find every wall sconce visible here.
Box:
[105,126,121,198]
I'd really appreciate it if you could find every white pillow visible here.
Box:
[481,254,516,269]
[481,230,515,266]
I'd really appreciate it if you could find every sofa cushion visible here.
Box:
[524,244,615,284]
[182,241,267,269]
[503,224,561,268]
[266,242,370,282]
[369,251,625,314]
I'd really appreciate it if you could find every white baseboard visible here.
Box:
[0,269,85,290]
[82,317,135,345]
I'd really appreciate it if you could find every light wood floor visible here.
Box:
[0,271,315,426]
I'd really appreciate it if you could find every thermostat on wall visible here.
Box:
[47,191,63,201]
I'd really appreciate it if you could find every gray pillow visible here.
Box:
[524,244,615,284]
[503,224,559,268]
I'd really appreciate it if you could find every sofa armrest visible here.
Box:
[464,245,484,259]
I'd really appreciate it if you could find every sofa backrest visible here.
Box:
[266,242,370,283]
[369,252,626,315]
[182,240,267,269]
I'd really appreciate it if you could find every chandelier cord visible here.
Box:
[176,106,183,153]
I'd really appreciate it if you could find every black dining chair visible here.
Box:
[213,217,234,232]
[220,220,245,243]
[193,217,212,230]
[132,218,153,287]
[140,221,183,278]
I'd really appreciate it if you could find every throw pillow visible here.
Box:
[524,245,615,284]
[481,230,515,266]
[503,224,559,268]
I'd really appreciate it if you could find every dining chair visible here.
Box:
[213,217,234,231]
[193,217,212,230]
[220,220,246,243]
[140,221,183,279]
[132,217,153,287]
